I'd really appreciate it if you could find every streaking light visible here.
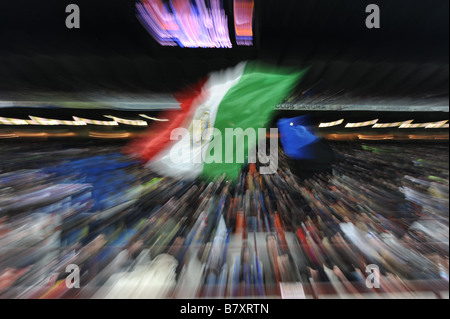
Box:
[73,116,119,126]
[234,0,254,46]
[139,114,169,122]
[0,132,18,138]
[372,120,413,128]
[28,116,86,126]
[322,133,358,140]
[318,119,344,128]
[89,132,132,139]
[1,116,122,126]
[357,134,394,140]
[345,119,378,128]
[11,132,48,137]
[0,116,29,125]
[104,115,148,126]
[1,116,86,126]
[424,120,448,129]
[400,120,448,129]
[408,134,449,140]
[136,0,232,48]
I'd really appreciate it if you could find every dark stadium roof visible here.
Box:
[0,0,448,114]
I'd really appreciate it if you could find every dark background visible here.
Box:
[0,0,448,118]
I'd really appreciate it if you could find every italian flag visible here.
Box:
[126,61,306,180]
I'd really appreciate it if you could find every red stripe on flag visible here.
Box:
[123,78,207,162]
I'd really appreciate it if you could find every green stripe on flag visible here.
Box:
[202,62,308,180]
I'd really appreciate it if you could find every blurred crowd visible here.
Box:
[0,140,448,298]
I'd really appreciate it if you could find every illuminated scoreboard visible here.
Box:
[136,0,255,48]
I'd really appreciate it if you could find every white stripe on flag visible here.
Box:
[146,62,247,179]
